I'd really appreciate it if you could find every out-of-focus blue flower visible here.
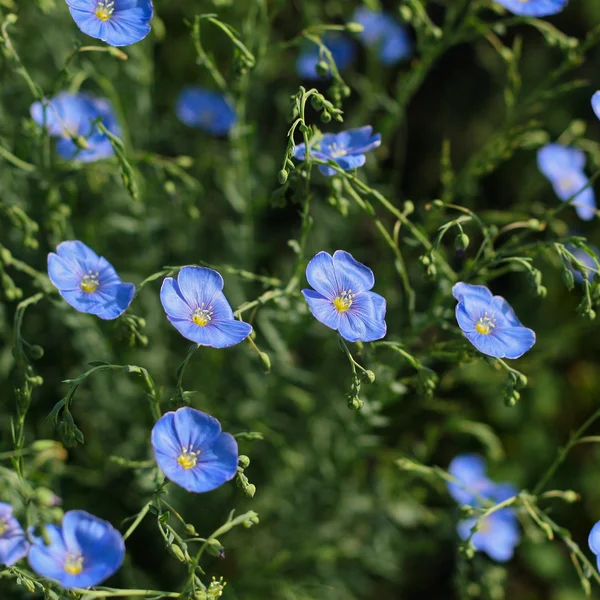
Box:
[294,126,381,176]
[48,241,135,320]
[352,7,412,65]
[452,282,536,359]
[151,407,238,493]
[589,521,600,571]
[493,0,568,16]
[160,266,252,348]
[28,510,125,589]
[0,503,30,567]
[537,144,596,221]
[593,91,600,120]
[458,511,520,562]
[296,34,356,80]
[176,87,237,136]
[31,92,120,163]
[65,0,153,47]
[302,250,386,343]
[567,245,599,283]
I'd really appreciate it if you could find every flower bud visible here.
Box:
[238,455,251,469]
[277,170,288,185]
[315,61,330,77]
[455,233,470,252]
[167,544,186,562]
[562,268,575,290]
[345,22,364,34]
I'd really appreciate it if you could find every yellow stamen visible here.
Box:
[0,518,8,536]
[192,304,213,326]
[475,312,496,335]
[80,271,100,293]
[64,553,84,575]
[177,446,201,470]
[333,290,354,313]
[95,0,115,21]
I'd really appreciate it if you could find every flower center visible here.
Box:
[328,142,347,159]
[192,303,213,326]
[95,0,115,21]
[64,552,84,575]
[475,313,496,335]
[80,271,100,293]
[177,446,201,470]
[333,290,354,313]
[558,175,577,193]
[0,518,9,537]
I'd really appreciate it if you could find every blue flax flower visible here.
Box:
[493,0,568,16]
[537,143,596,221]
[352,7,412,65]
[458,511,520,562]
[28,510,125,589]
[294,126,381,176]
[65,0,153,47]
[0,503,30,567]
[302,250,386,343]
[31,92,120,163]
[176,87,237,136]
[592,91,600,120]
[48,241,135,320]
[296,34,356,80]
[447,455,520,562]
[452,282,535,359]
[160,266,252,348]
[588,521,600,571]
[151,407,238,493]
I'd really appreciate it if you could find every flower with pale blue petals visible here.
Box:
[458,511,520,562]
[296,34,356,80]
[592,91,600,120]
[31,92,120,163]
[294,126,381,176]
[28,510,125,589]
[448,455,520,562]
[48,241,135,320]
[176,87,237,136]
[352,8,412,65]
[537,143,596,221]
[151,407,238,493]
[567,245,599,283]
[65,0,153,47]
[493,0,568,16]
[160,266,252,348]
[452,282,535,359]
[0,503,30,567]
[302,250,386,343]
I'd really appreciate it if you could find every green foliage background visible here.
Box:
[3,0,600,599]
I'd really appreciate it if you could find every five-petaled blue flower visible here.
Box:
[160,266,252,348]
[302,250,387,343]
[537,143,596,221]
[65,0,153,47]
[592,91,600,121]
[176,87,237,136]
[28,510,125,589]
[447,455,520,562]
[0,503,30,567]
[493,0,568,16]
[588,521,600,571]
[352,8,413,65]
[151,407,239,493]
[31,92,120,163]
[296,34,356,80]
[294,126,381,176]
[48,241,135,320]
[452,282,535,359]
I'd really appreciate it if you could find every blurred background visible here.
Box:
[2,0,600,598]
